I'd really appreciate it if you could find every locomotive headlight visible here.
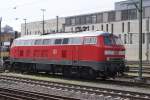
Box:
[119,51,125,55]
[104,50,114,55]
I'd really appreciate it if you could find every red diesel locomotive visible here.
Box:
[9,31,126,79]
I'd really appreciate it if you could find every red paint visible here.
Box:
[10,33,125,62]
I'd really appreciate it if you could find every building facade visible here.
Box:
[115,0,150,10]
[21,17,65,36]
[21,0,150,61]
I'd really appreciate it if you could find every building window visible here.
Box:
[91,15,97,24]
[129,33,132,44]
[86,15,92,24]
[75,17,81,25]
[106,24,108,32]
[124,34,127,44]
[65,18,71,26]
[143,7,146,18]
[121,9,137,20]
[92,25,94,30]
[97,13,103,23]
[71,27,73,32]
[146,18,149,32]
[128,9,137,20]
[80,16,86,25]
[108,11,116,22]
[101,24,103,31]
[111,24,114,34]
[70,17,75,25]
[128,22,130,33]
[142,33,145,44]
[121,10,128,20]
[122,22,124,33]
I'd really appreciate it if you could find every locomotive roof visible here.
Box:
[16,31,110,40]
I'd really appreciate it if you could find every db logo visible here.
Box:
[53,49,57,55]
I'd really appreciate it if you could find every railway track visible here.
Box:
[127,61,150,66]
[0,87,78,100]
[0,74,150,100]
[0,86,79,100]
[128,62,150,75]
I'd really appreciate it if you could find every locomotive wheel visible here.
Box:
[9,63,17,72]
[80,68,96,80]
[63,66,71,78]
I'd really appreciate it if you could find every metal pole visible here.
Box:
[146,17,149,61]
[56,16,59,32]
[23,19,27,35]
[138,0,143,80]
[0,17,2,60]
[41,9,46,34]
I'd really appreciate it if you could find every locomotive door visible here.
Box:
[72,46,79,65]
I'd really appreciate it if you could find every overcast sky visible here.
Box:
[0,0,124,31]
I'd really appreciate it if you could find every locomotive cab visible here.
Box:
[102,34,126,77]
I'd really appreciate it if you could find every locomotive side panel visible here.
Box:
[9,31,126,79]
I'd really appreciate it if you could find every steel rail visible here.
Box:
[0,75,150,100]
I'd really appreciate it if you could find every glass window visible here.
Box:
[62,38,69,44]
[122,22,124,33]
[128,22,130,32]
[121,9,137,20]
[75,17,81,25]
[114,37,123,45]
[43,39,51,45]
[70,17,75,25]
[24,40,28,46]
[92,25,94,30]
[35,39,43,45]
[97,13,103,23]
[106,24,108,32]
[108,11,116,22]
[24,40,32,46]
[128,9,137,20]
[104,36,123,45]
[91,15,97,24]
[121,10,128,20]
[31,40,35,45]
[84,37,97,44]
[80,16,86,25]
[142,33,145,44]
[101,24,103,31]
[104,36,112,45]
[86,15,92,24]
[124,34,127,44]
[65,18,71,26]
[129,33,132,44]
[55,39,62,44]
[70,38,83,44]
[20,40,24,46]
[16,40,20,46]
